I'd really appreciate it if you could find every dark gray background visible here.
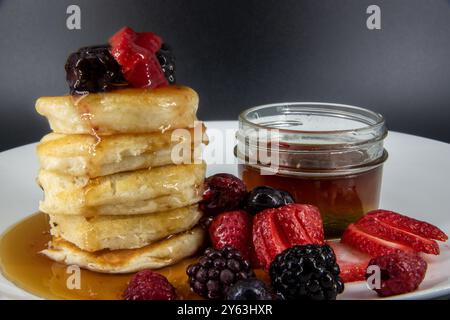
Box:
[0,0,449,151]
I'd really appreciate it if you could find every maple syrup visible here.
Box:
[240,164,383,238]
[237,102,388,238]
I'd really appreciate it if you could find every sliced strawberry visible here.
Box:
[109,26,136,48]
[362,210,448,242]
[356,216,440,255]
[327,241,371,283]
[253,209,289,269]
[292,204,325,244]
[276,204,324,246]
[135,32,162,53]
[109,27,143,73]
[208,210,253,262]
[252,204,325,269]
[125,56,168,88]
[109,26,167,88]
[341,224,415,257]
[276,207,311,246]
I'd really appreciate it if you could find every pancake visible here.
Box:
[37,123,207,178]
[38,163,205,216]
[35,86,199,135]
[41,226,205,273]
[49,205,203,252]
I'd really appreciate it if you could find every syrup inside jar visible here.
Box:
[236,102,388,238]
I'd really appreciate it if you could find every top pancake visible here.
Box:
[35,86,199,134]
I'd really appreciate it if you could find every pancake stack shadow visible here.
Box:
[35,86,207,273]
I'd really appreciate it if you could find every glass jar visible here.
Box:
[236,102,388,238]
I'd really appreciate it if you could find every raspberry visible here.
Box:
[208,210,254,262]
[186,246,255,299]
[123,269,176,300]
[365,252,427,297]
[200,174,247,215]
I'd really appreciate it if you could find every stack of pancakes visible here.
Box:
[35,86,207,273]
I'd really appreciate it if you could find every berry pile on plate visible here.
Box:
[124,174,448,300]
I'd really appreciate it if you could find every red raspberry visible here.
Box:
[123,270,176,300]
[200,174,247,215]
[365,252,427,297]
[109,27,168,88]
[208,210,254,262]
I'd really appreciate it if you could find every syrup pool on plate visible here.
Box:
[0,213,199,300]
[0,213,269,299]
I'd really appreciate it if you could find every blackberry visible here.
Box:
[187,246,255,299]
[246,186,294,214]
[156,43,176,84]
[269,244,344,300]
[65,45,127,94]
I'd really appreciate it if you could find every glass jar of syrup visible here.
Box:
[236,102,388,238]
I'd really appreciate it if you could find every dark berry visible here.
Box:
[246,186,294,214]
[187,246,255,299]
[156,43,176,84]
[269,244,344,300]
[226,279,274,300]
[365,252,427,297]
[123,269,176,300]
[65,45,127,94]
[200,174,247,215]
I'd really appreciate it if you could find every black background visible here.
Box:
[0,0,449,151]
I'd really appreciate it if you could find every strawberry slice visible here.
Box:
[341,224,415,257]
[253,209,289,269]
[253,204,325,269]
[109,27,143,73]
[135,32,162,53]
[208,210,254,262]
[327,241,371,283]
[276,207,311,245]
[362,210,448,242]
[356,216,440,255]
[292,204,325,244]
[109,27,167,88]
[125,56,168,88]
[276,204,324,246]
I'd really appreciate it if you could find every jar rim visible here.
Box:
[238,102,386,136]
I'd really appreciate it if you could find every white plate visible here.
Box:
[0,121,449,300]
